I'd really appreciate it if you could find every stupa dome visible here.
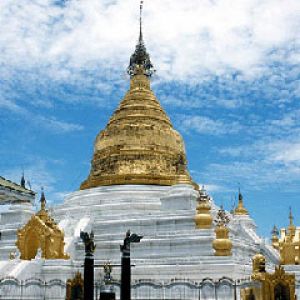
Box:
[80,66,193,189]
[80,4,193,189]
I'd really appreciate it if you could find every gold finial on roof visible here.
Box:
[40,187,46,211]
[289,207,293,225]
[234,188,248,215]
[127,0,155,77]
[212,206,232,256]
[139,1,143,42]
[194,186,212,229]
[288,206,296,236]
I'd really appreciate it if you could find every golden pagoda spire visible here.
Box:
[289,207,294,226]
[127,1,155,77]
[234,188,248,215]
[40,187,46,211]
[139,1,143,44]
[288,206,296,236]
[80,2,192,190]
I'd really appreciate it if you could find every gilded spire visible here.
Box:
[40,187,46,211]
[288,207,296,236]
[289,207,294,227]
[234,188,249,215]
[127,1,155,77]
[139,0,143,44]
[272,225,279,237]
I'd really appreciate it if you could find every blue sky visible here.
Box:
[0,0,299,237]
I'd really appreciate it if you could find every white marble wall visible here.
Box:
[0,184,297,299]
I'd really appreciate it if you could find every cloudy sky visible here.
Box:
[0,0,299,236]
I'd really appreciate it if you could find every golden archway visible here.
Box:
[24,227,40,260]
[16,191,69,260]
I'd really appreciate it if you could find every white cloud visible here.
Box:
[268,142,300,165]
[179,115,241,135]
[35,115,84,133]
[0,98,26,113]
[0,0,298,82]
[0,95,84,133]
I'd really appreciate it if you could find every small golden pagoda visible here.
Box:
[234,190,249,216]
[241,253,296,300]
[212,206,232,256]
[273,208,300,265]
[194,186,212,229]
[16,189,69,260]
[80,7,192,189]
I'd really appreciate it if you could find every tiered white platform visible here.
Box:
[0,184,285,299]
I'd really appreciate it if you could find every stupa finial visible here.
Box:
[289,206,294,226]
[20,171,25,188]
[127,1,155,77]
[287,206,296,237]
[139,1,143,44]
[234,185,248,216]
[40,187,46,211]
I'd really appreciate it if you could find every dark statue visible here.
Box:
[120,230,143,300]
[120,230,143,257]
[80,231,95,300]
[80,231,96,256]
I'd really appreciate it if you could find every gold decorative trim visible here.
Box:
[195,186,212,229]
[212,207,232,256]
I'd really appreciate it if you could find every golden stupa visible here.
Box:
[81,12,192,189]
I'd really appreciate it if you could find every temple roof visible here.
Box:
[0,176,35,196]
[0,176,35,204]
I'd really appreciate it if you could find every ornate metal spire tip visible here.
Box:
[127,0,155,77]
[20,171,26,188]
[289,207,294,226]
[40,187,46,210]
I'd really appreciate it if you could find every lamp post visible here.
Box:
[80,231,96,300]
[120,230,143,300]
